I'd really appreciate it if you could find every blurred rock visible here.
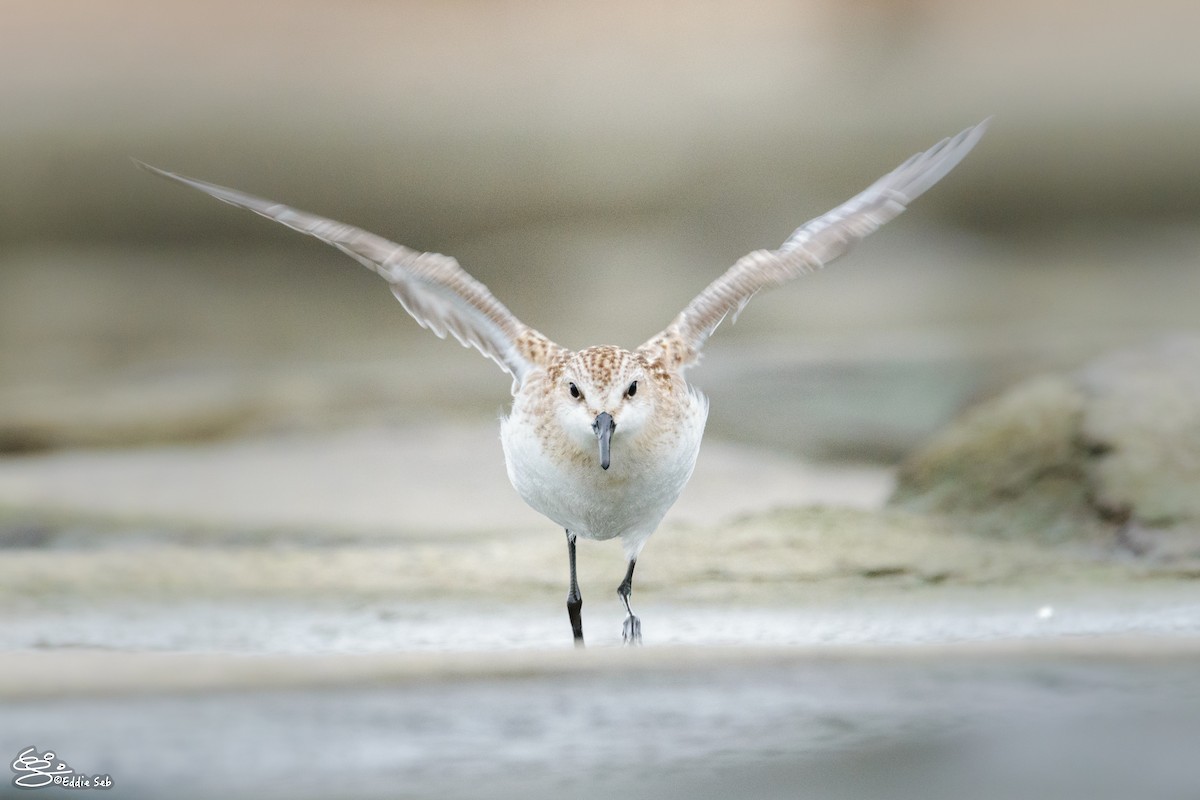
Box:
[891,336,1200,558]
[1080,338,1200,535]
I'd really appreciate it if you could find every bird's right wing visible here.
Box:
[136,162,563,391]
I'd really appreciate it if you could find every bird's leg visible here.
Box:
[618,559,642,645]
[565,530,584,647]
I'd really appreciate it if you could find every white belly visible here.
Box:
[499,393,707,559]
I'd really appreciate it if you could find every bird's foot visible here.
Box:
[567,596,584,647]
[622,614,642,646]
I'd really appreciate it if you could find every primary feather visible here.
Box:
[134,161,561,391]
[639,119,988,369]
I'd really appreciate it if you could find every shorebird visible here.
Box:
[138,120,986,646]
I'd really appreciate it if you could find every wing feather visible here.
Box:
[639,120,989,369]
[135,162,561,391]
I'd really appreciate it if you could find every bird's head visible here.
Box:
[554,346,654,471]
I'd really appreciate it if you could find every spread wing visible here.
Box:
[639,120,989,370]
[136,162,562,392]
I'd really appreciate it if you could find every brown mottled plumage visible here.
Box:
[136,119,987,645]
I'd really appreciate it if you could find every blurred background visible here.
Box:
[2,0,1198,460]
[2,2,1200,799]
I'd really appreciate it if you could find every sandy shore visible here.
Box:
[2,426,1198,799]
[3,419,1198,799]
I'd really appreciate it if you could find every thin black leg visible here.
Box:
[617,559,642,645]
[565,530,584,647]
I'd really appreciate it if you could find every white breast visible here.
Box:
[500,390,708,560]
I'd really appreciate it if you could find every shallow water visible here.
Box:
[5,645,1200,800]
[4,557,1200,800]
[4,579,1199,799]
[3,586,1200,654]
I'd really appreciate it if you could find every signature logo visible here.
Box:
[10,747,113,791]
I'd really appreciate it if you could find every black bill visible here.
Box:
[592,412,614,470]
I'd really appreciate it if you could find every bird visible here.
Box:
[137,119,987,647]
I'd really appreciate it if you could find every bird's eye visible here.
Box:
[627,381,638,398]
[568,382,581,399]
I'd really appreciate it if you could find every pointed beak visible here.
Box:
[592,412,615,470]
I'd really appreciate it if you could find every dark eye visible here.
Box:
[568,382,581,399]
[627,381,638,398]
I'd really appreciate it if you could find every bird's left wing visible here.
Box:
[136,162,562,391]
[638,120,989,371]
